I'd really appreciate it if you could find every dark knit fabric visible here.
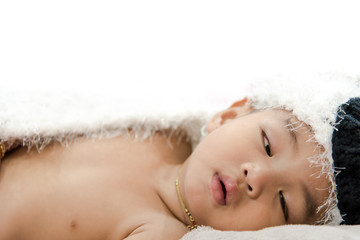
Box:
[332,97,360,225]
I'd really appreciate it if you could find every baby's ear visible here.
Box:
[207,97,253,133]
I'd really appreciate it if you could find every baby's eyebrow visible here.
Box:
[301,181,317,222]
[283,118,297,145]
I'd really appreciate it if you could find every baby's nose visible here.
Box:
[242,164,275,199]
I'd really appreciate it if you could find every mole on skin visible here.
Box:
[70,221,78,230]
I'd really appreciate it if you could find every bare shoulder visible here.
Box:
[111,215,188,240]
[125,224,187,240]
[128,130,192,165]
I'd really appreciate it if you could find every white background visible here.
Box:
[1,0,360,99]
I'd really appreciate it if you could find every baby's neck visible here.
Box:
[151,131,194,229]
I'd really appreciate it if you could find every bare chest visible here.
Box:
[0,135,190,240]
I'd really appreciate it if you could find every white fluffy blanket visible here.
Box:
[0,89,222,150]
[1,87,360,240]
[183,225,360,240]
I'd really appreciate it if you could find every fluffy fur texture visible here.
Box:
[0,90,221,151]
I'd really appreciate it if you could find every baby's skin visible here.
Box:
[0,99,332,239]
[0,132,192,239]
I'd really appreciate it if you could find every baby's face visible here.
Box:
[181,107,331,231]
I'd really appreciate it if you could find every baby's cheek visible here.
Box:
[229,205,273,230]
[191,144,219,165]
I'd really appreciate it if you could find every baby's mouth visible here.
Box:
[212,173,237,206]
[213,173,238,206]
[219,178,227,203]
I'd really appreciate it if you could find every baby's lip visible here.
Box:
[211,173,226,206]
[211,173,238,206]
[218,174,238,205]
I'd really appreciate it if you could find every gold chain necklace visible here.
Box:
[175,166,198,230]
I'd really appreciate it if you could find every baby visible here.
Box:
[0,76,359,239]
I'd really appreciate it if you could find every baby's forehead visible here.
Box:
[256,108,307,128]
[260,108,295,116]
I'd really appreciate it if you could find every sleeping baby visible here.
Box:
[0,75,359,239]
